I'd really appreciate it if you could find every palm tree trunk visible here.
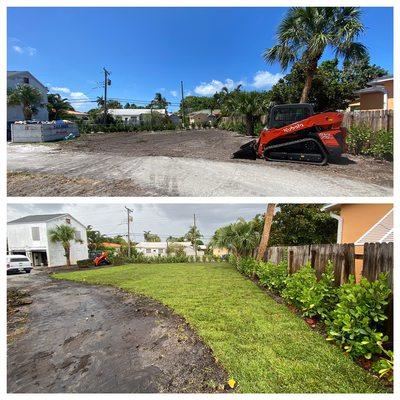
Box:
[64,245,71,267]
[300,59,319,103]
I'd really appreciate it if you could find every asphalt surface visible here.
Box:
[7,134,392,196]
[7,271,227,393]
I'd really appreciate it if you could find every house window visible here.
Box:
[66,218,71,224]
[23,77,29,84]
[75,231,82,240]
[158,249,164,254]
[146,249,151,254]
[31,227,40,241]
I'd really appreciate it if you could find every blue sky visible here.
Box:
[8,7,393,112]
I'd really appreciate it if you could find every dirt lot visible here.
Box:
[7,271,228,393]
[7,130,393,196]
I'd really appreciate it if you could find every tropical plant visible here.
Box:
[373,347,394,382]
[143,231,161,242]
[47,93,74,120]
[48,224,82,267]
[222,91,271,136]
[184,226,203,249]
[148,92,170,110]
[86,225,106,250]
[255,260,288,293]
[264,7,367,102]
[211,218,261,258]
[326,274,391,359]
[7,84,44,120]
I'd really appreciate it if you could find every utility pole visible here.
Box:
[193,213,197,257]
[180,80,186,128]
[125,206,133,258]
[256,204,276,261]
[103,67,111,125]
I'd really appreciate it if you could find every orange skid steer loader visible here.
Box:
[232,104,347,166]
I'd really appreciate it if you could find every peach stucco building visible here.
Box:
[322,203,393,279]
[355,75,393,111]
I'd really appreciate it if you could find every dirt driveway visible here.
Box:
[7,271,227,393]
[7,129,392,196]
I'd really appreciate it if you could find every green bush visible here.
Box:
[77,259,94,268]
[326,274,391,359]
[236,257,258,276]
[255,260,288,293]
[372,347,394,381]
[346,123,393,160]
[281,262,338,320]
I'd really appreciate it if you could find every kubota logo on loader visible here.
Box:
[283,123,304,133]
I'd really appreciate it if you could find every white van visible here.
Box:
[7,255,33,274]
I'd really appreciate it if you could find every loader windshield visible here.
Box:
[269,104,314,129]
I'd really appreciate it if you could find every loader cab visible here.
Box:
[268,103,314,129]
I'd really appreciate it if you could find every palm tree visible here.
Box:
[184,226,203,255]
[211,218,261,258]
[223,91,270,136]
[48,224,82,267]
[264,7,367,103]
[47,93,74,120]
[7,84,44,120]
[149,92,170,110]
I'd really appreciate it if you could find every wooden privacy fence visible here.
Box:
[263,242,393,287]
[342,110,393,132]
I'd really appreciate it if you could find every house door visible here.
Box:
[32,251,48,267]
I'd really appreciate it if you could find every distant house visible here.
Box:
[188,109,221,125]
[322,204,393,279]
[212,247,230,258]
[7,71,49,123]
[7,213,89,268]
[108,108,166,125]
[102,242,122,254]
[135,241,204,257]
[65,110,88,120]
[354,75,393,111]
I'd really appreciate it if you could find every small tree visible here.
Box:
[47,93,74,120]
[143,231,161,242]
[7,84,44,120]
[49,224,82,267]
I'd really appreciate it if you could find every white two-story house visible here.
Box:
[7,71,49,123]
[7,213,88,268]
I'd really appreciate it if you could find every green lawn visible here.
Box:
[54,263,387,393]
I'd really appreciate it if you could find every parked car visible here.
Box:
[7,255,32,274]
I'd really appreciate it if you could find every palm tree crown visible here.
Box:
[264,7,367,102]
[7,84,44,120]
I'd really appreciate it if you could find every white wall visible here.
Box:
[46,217,88,267]
[7,73,49,122]
[7,223,48,251]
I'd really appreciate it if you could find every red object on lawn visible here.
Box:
[93,251,111,267]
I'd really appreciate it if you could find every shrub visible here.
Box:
[326,274,391,359]
[236,257,257,276]
[255,260,288,293]
[372,347,394,381]
[281,262,338,320]
[368,128,393,161]
[77,259,93,268]
[346,123,393,160]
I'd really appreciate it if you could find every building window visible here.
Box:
[31,227,40,241]
[23,77,29,84]
[146,249,151,254]
[75,231,82,240]
[66,218,71,224]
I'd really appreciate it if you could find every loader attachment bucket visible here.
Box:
[231,139,257,160]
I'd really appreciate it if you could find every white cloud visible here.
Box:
[12,44,37,56]
[170,90,178,97]
[69,92,90,111]
[50,86,71,94]
[251,70,283,89]
[194,78,244,96]
[12,45,23,54]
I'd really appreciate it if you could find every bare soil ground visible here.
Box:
[7,171,165,197]
[7,271,228,393]
[61,129,393,187]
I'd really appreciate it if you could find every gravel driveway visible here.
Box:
[7,271,227,393]
[7,130,393,197]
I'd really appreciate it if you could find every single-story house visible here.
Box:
[188,109,221,125]
[135,241,204,257]
[354,75,393,111]
[108,108,166,125]
[7,71,49,123]
[7,213,88,268]
[322,203,393,279]
[65,110,88,120]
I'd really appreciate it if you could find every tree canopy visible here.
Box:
[7,84,44,120]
